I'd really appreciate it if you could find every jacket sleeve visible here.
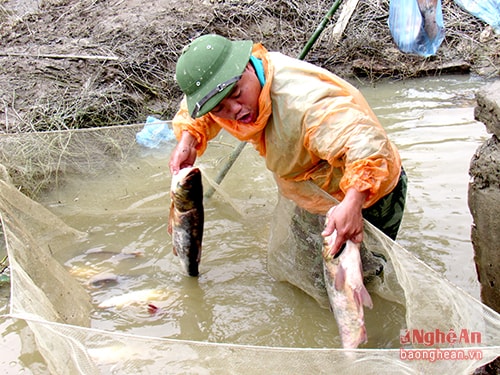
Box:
[303,94,401,208]
[171,97,222,155]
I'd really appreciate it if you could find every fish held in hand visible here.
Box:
[323,230,373,349]
[168,167,204,277]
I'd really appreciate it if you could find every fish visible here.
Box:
[323,229,373,349]
[167,167,204,276]
[417,0,439,40]
[97,289,165,308]
[87,271,119,289]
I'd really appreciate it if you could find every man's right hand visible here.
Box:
[169,131,198,174]
[321,187,368,258]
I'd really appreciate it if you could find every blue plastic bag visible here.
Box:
[454,0,500,32]
[388,0,445,57]
[136,116,175,148]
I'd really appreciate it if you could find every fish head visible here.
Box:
[341,322,368,349]
[171,167,203,210]
[179,256,200,277]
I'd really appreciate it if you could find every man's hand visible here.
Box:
[321,188,368,257]
[169,131,198,174]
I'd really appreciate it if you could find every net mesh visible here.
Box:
[0,124,499,374]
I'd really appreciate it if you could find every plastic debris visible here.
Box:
[454,0,500,32]
[0,274,9,284]
[136,116,174,148]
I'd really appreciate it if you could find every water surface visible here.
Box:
[0,75,490,372]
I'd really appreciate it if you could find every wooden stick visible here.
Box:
[0,52,119,61]
[331,0,360,45]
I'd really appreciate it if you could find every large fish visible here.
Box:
[323,229,373,349]
[417,0,439,40]
[98,289,166,308]
[168,167,204,276]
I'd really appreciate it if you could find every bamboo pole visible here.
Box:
[298,0,344,60]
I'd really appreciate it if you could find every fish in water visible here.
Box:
[87,272,119,289]
[168,167,204,276]
[323,229,373,349]
[98,289,166,308]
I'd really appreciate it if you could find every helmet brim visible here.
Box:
[178,38,253,118]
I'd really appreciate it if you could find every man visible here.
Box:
[169,34,406,266]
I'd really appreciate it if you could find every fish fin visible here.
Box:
[359,286,373,309]
[359,324,368,345]
[334,264,346,291]
[167,200,174,235]
[197,245,202,262]
[341,324,367,349]
[352,286,373,311]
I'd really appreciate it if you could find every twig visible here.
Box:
[0,255,8,274]
[0,52,119,61]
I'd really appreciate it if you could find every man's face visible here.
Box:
[210,63,261,123]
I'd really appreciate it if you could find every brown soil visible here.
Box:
[0,0,498,132]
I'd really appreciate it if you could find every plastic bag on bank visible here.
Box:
[136,116,174,148]
[454,0,500,32]
[388,0,445,57]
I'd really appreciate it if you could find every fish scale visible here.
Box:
[168,167,204,277]
[323,229,373,349]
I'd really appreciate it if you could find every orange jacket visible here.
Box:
[172,44,401,214]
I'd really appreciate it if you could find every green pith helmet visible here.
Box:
[175,34,253,118]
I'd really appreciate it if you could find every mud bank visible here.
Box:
[468,79,500,314]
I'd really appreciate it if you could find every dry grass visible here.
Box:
[0,124,142,197]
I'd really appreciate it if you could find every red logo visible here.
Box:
[400,329,411,345]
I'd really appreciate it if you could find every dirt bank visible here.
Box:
[0,0,498,132]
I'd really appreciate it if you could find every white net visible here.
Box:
[0,124,499,374]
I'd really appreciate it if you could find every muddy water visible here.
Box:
[361,76,488,294]
[0,75,489,372]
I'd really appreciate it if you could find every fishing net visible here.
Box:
[0,123,499,374]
